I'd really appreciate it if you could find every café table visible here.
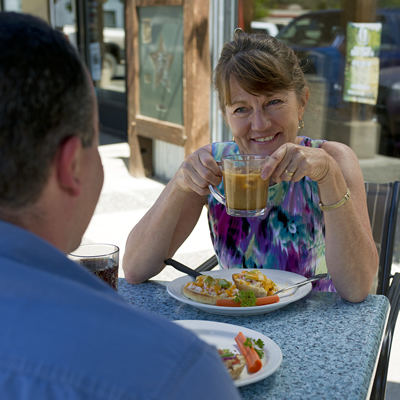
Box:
[118,278,389,400]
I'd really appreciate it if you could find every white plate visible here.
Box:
[167,269,312,315]
[174,320,282,387]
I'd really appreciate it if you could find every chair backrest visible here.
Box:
[365,181,400,296]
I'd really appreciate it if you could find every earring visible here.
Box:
[232,136,236,143]
[298,119,305,130]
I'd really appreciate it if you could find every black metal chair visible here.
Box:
[195,254,218,272]
[366,181,400,400]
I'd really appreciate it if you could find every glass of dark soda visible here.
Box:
[69,244,119,290]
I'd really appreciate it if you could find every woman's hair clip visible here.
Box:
[234,27,244,37]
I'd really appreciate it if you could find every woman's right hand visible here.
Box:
[173,144,223,196]
[123,144,221,284]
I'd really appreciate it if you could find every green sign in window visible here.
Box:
[343,22,382,105]
[138,6,183,125]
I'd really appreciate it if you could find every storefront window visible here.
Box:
[50,0,127,137]
[87,0,126,137]
[52,0,78,51]
[274,4,400,161]
[138,6,184,125]
[85,0,126,92]
[4,0,21,11]
[4,0,49,21]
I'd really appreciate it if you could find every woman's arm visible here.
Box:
[123,145,222,284]
[318,141,378,302]
[262,141,378,302]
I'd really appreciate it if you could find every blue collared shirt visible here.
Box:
[0,220,241,399]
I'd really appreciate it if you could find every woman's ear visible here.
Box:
[55,136,83,197]
[299,87,310,118]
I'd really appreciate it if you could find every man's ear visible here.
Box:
[56,136,83,197]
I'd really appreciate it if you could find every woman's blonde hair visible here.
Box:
[214,31,308,115]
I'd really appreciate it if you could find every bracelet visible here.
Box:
[319,188,351,212]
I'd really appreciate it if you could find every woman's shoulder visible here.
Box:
[320,140,358,160]
[212,141,240,160]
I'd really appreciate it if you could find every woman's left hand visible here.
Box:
[260,142,335,184]
[261,140,379,303]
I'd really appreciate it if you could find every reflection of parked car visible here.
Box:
[62,25,125,79]
[251,21,279,37]
[276,8,400,156]
[103,27,125,78]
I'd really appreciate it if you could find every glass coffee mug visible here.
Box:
[68,243,119,290]
[209,154,270,217]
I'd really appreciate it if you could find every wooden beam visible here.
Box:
[135,116,186,146]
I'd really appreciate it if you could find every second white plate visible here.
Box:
[174,320,283,387]
[167,269,312,315]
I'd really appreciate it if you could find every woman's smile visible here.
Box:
[252,133,278,143]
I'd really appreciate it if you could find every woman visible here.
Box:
[123,31,378,302]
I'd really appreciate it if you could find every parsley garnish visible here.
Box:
[244,337,265,358]
[234,290,257,307]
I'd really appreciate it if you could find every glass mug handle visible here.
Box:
[208,161,225,205]
[208,184,226,206]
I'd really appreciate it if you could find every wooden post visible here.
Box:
[183,0,211,157]
[126,0,146,177]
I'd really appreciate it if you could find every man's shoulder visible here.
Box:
[0,286,240,399]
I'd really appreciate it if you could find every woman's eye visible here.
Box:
[268,99,281,106]
[234,107,247,113]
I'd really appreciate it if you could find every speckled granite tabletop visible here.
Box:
[118,278,389,400]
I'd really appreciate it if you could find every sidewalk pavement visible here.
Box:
[82,134,400,398]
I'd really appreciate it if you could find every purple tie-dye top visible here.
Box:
[207,136,335,292]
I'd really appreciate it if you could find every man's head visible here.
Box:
[0,12,96,207]
[0,12,103,252]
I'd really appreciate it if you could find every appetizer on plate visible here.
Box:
[219,332,265,380]
[183,275,239,305]
[232,270,278,297]
[218,349,247,380]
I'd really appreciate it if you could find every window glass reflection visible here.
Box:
[53,0,78,51]
[276,7,400,159]
[4,0,21,11]
[97,0,126,93]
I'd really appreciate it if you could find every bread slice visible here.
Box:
[219,350,247,380]
[232,270,277,298]
[182,275,237,305]
[182,285,219,305]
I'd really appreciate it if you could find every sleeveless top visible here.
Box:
[207,136,335,292]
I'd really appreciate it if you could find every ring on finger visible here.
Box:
[285,168,295,177]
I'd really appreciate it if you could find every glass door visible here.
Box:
[87,0,127,138]
[49,0,127,138]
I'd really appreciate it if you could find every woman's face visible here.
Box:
[224,78,308,155]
